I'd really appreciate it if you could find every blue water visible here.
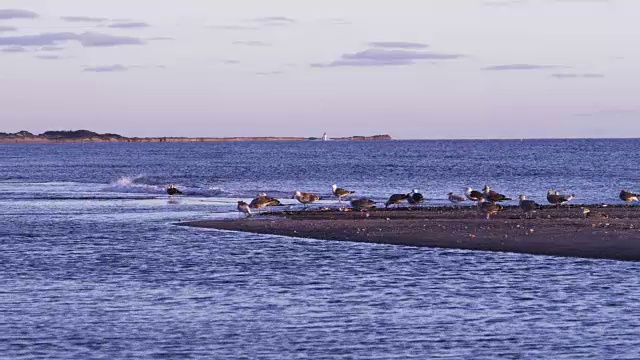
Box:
[2,140,640,359]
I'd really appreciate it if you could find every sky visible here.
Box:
[0,0,638,139]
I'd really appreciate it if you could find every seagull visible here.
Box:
[407,189,425,206]
[166,184,182,196]
[581,208,608,219]
[350,198,376,212]
[483,185,511,202]
[519,195,539,218]
[619,189,639,207]
[332,184,355,203]
[448,192,466,204]
[385,193,409,208]
[249,193,282,213]
[237,201,252,216]
[294,190,320,208]
[547,189,574,208]
[479,201,503,220]
[465,187,484,206]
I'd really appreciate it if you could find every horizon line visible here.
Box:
[3,130,640,141]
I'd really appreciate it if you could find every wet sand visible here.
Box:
[180,205,640,261]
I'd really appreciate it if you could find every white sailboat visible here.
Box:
[322,132,328,141]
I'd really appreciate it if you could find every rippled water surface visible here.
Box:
[2,140,640,359]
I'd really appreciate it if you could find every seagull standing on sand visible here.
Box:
[350,198,376,212]
[407,189,425,207]
[483,185,511,202]
[479,201,503,220]
[294,190,320,208]
[237,201,252,216]
[465,187,484,206]
[448,192,465,204]
[332,184,355,203]
[249,193,282,213]
[619,189,639,207]
[519,195,539,218]
[385,193,409,208]
[547,189,574,208]
[166,184,182,196]
[582,208,608,219]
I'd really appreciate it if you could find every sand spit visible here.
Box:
[180,205,640,261]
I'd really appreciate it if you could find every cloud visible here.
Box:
[35,54,60,60]
[482,64,562,71]
[1,46,27,53]
[368,41,429,49]
[556,0,609,2]
[108,21,150,29]
[60,16,108,23]
[345,49,461,61]
[483,0,526,6]
[328,18,351,25]
[84,64,128,72]
[77,32,144,46]
[253,16,295,23]
[575,108,638,117]
[255,71,283,76]
[314,48,464,68]
[0,25,17,33]
[147,36,174,41]
[552,73,604,79]
[312,59,414,68]
[212,16,295,30]
[210,25,258,31]
[129,64,166,69]
[39,45,64,51]
[0,9,38,20]
[251,16,295,26]
[0,32,76,46]
[233,40,270,46]
[223,59,240,64]
[83,64,164,72]
[0,31,144,47]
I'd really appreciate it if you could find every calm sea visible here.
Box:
[2,140,640,359]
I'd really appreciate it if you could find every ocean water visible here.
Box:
[2,140,640,359]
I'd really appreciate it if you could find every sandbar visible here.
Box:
[180,205,640,261]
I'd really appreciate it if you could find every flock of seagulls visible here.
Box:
[165,184,640,219]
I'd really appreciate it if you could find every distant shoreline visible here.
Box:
[0,130,393,144]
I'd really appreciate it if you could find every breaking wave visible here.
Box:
[106,175,225,197]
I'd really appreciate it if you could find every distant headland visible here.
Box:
[0,130,393,144]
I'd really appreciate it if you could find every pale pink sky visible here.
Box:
[0,0,638,139]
